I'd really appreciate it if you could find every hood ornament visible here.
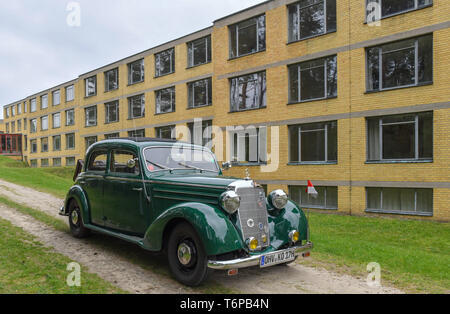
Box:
[244,168,251,181]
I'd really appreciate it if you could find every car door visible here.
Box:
[83,149,108,226]
[103,149,147,235]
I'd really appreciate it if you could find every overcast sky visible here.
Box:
[0,0,266,118]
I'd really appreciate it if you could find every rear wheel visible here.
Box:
[68,200,90,239]
[167,222,209,286]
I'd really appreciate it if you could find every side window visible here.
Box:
[110,150,140,175]
[87,151,108,172]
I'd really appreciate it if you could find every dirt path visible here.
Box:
[0,179,402,294]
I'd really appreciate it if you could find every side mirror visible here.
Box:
[222,161,232,171]
[127,159,136,169]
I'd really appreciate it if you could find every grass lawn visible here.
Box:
[0,217,123,294]
[0,155,448,293]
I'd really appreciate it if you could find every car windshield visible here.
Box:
[143,146,219,173]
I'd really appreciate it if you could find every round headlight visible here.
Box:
[220,190,240,214]
[247,237,259,251]
[269,189,288,209]
[289,230,300,243]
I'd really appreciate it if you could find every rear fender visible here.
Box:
[142,202,244,256]
[64,185,90,224]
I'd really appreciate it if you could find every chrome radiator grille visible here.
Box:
[236,187,270,250]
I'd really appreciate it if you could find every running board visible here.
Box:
[84,224,145,247]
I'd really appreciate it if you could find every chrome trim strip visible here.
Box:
[207,242,313,270]
[145,180,226,190]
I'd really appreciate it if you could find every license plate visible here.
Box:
[260,248,296,268]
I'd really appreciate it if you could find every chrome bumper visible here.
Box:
[207,242,313,270]
[59,205,68,216]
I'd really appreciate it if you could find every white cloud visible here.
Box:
[0,0,266,118]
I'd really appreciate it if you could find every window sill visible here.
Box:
[85,125,98,128]
[363,4,433,24]
[65,99,75,103]
[288,162,338,166]
[105,120,119,125]
[365,159,433,164]
[104,88,119,93]
[187,104,212,110]
[127,116,145,120]
[365,209,433,217]
[231,162,267,167]
[84,94,97,99]
[154,111,175,116]
[229,106,266,114]
[288,96,337,105]
[300,206,338,211]
[365,81,433,94]
[287,30,337,45]
[154,72,175,79]
[127,81,145,87]
[228,49,266,61]
[186,61,211,70]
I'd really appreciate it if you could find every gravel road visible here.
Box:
[0,179,402,294]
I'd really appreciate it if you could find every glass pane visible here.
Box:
[326,0,337,32]
[416,189,433,213]
[157,89,175,113]
[156,49,174,76]
[300,3,325,39]
[257,15,266,52]
[326,56,338,97]
[367,48,380,90]
[300,62,325,100]
[192,38,207,66]
[383,188,401,211]
[289,66,299,102]
[289,125,299,162]
[418,35,433,84]
[400,188,415,212]
[419,112,433,159]
[418,0,433,6]
[301,129,325,161]
[230,25,238,58]
[288,5,299,42]
[326,186,338,208]
[327,121,337,161]
[238,20,257,56]
[382,0,415,17]
[231,72,266,111]
[367,118,380,160]
[382,123,415,159]
[367,188,381,209]
[382,47,415,89]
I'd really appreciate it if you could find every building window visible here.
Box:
[230,71,266,112]
[11,122,15,133]
[128,94,145,119]
[52,113,61,128]
[66,133,75,150]
[188,120,212,148]
[17,103,22,115]
[53,158,62,167]
[24,135,28,151]
[11,106,15,116]
[188,78,212,108]
[105,100,119,123]
[289,55,337,103]
[66,109,75,126]
[230,15,266,59]
[128,129,145,138]
[41,159,49,167]
[367,187,433,216]
[53,90,60,106]
[105,133,120,139]
[367,112,433,162]
[289,121,338,163]
[24,118,27,131]
[128,60,144,85]
[5,123,9,133]
[85,106,97,127]
[367,34,433,92]
[30,119,37,133]
[41,137,49,152]
[229,126,267,164]
[155,48,175,77]
[105,68,119,92]
[17,120,22,132]
[5,107,9,118]
[30,140,37,153]
[66,85,74,102]
[366,0,432,21]
[66,157,76,166]
[41,116,49,131]
[41,95,48,109]
[85,136,98,151]
[30,98,37,112]
[290,185,338,210]
[288,0,337,43]
[53,135,61,151]
[30,160,38,168]
[187,36,211,67]
[85,76,97,97]
[156,125,176,140]
[156,87,175,114]
[24,101,27,113]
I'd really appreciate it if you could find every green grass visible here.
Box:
[0,156,74,198]
[303,211,450,293]
[0,217,124,294]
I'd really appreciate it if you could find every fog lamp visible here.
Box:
[247,237,258,251]
[289,230,300,243]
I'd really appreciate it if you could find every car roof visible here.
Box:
[88,137,206,151]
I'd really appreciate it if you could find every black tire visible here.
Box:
[68,199,90,239]
[167,222,209,286]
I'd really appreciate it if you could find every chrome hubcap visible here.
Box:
[177,243,192,266]
[71,210,79,225]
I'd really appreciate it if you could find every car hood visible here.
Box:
[148,171,240,190]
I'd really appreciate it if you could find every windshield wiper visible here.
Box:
[177,162,219,173]
[146,160,171,170]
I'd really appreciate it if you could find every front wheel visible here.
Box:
[68,200,90,239]
[167,222,209,286]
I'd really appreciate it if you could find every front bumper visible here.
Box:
[207,242,313,270]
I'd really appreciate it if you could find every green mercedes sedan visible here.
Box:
[60,138,313,286]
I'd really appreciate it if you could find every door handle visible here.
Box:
[133,188,143,192]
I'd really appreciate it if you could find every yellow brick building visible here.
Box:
[2,0,449,221]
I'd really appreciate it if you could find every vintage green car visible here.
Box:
[60,138,312,286]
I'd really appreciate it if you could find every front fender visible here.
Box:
[142,202,244,256]
[63,185,90,224]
